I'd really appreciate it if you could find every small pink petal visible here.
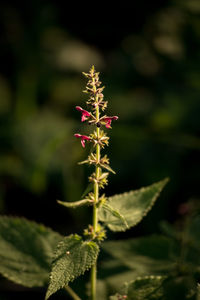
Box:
[81,139,85,147]
[82,135,91,141]
[101,116,118,129]
[81,114,88,122]
[75,106,83,112]
[74,133,81,138]
[74,133,91,148]
[105,119,112,128]
[76,106,91,122]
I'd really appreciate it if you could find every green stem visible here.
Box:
[90,261,97,300]
[91,87,100,300]
[65,285,82,300]
[93,131,100,232]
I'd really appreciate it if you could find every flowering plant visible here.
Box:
[0,67,172,300]
[48,66,168,300]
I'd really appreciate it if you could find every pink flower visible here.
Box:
[76,106,91,122]
[100,116,118,128]
[74,133,91,148]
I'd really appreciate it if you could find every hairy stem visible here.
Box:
[90,262,97,300]
[93,131,100,231]
[65,285,82,300]
[91,84,100,300]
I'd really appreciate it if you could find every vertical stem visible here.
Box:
[93,111,100,232]
[90,262,97,300]
[91,81,100,300]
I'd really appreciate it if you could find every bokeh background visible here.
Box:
[0,0,200,298]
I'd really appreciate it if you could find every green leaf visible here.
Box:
[100,235,177,296]
[100,163,116,174]
[81,183,93,198]
[99,178,169,231]
[0,216,63,287]
[124,276,166,300]
[102,235,177,276]
[45,234,99,300]
[99,254,137,291]
[100,259,137,294]
[102,203,128,229]
[57,198,90,208]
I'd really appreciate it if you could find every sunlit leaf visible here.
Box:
[99,178,169,231]
[101,203,128,229]
[45,234,99,299]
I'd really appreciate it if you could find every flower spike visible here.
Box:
[73,67,118,299]
[76,106,91,122]
[74,134,91,148]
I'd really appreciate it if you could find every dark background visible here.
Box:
[0,0,200,298]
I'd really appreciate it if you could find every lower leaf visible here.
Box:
[45,234,99,299]
[0,216,63,287]
[124,275,166,300]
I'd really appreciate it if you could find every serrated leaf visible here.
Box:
[45,234,99,300]
[99,178,169,231]
[0,216,63,287]
[124,276,166,300]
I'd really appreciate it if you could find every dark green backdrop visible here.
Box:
[0,0,200,297]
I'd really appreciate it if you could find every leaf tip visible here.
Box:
[45,288,52,300]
